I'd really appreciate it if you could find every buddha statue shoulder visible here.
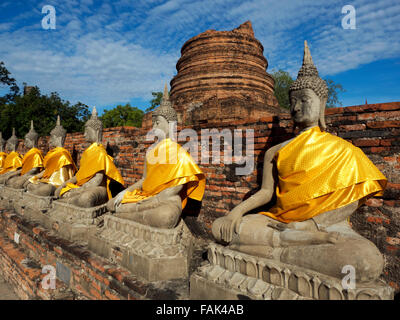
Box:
[107,84,206,229]
[211,41,387,283]
[54,107,124,208]
[26,116,77,196]
[5,121,44,189]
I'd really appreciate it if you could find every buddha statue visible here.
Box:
[0,132,7,170]
[211,41,387,283]
[0,128,22,184]
[54,107,124,208]
[25,116,77,196]
[5,121,44,189]
[106,84,206,229]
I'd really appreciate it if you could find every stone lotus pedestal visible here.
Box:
[190,243,394,300]
[42,200,108,243]
[19,192,54,222]
[88,215,194,282]
[0,185,24,212]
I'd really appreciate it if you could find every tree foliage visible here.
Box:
[101,104,144,128]
[271,69,345,109]
[145,91,169,112]
[0,61,90,139]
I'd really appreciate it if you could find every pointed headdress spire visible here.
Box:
[50,115,67,138]
[152,82,177,122]
[25,120,39,141]
[85,106,103,131]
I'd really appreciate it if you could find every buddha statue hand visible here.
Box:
[213,208,244,243]
[54,182,67,198]
[107,189,128,212]
[268,219,320,232]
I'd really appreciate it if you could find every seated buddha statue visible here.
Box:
[54,107,125,208]
[212,41,387,283]
[0,129,23,184]
[0,132,7,171]
[5,121,44,189]
[26,116,77,196]
[107,84,206,229]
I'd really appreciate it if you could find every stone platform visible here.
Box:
[89,215,194,282]
[19,192,54,222]
[190,244,394,300]
[42,201,108,243]
[0,186,24,211]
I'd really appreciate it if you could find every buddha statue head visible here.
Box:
[0,132,5,152]
[84,107,103,144]
[24,120,39,149]
[289,41,328,130]
[152,83,177,138]
[49,115,67,148]
[6,128,18,152]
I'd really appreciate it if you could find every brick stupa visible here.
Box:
[170,21,281,125]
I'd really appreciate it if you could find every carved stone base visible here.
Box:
[0,186,24,211]
[190,244,394,300]
[43,201,107,242]
[88,215,194,282]
[19,192,54,222]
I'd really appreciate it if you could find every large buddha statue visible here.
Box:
[26,116,77,196]
[0,129,23,184]
[106,84,206,229]
[5,121,44,189]
[0,132,7,170]
[211,41,387,283]
[54,107,124,208]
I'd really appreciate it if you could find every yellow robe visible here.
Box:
[0,152,7,170]
[122,138,205,209]
[0,151,22,175]
[260,126,387,223]
[60,143,124,199]
[29,147,77,187]
[20,148,44,175]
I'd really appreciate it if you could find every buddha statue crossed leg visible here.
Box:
[212,41,387,283]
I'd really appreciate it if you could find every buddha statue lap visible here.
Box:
[5,121,44,189]
[191,41,392,300]
[26,116,77,197]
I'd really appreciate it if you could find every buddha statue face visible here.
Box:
[6,140,17,152]
[24,137,35,149]
[152,115,170,138]
[84,125,101,144]
[49,134,61,148]
[290,88,322,129]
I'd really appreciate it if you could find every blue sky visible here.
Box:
[0,0,399,115]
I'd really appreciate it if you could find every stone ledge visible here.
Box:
[0,208,190,300]
[190,244,394,300]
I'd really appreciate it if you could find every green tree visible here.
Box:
[271,70,294,109]
[325,78,346,108]
[0,86,90,138]
[101,103,144,128]
[145,90,169,112]
[271,69,345,109]
[0,61,20,105]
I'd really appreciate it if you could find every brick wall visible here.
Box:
[7,101,400,295]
